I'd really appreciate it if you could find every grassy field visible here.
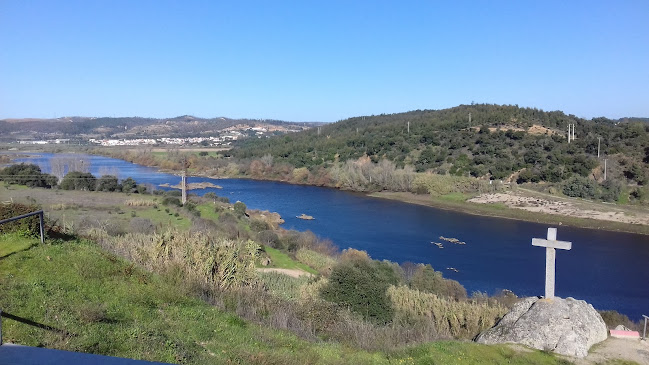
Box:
[0,237,572,365]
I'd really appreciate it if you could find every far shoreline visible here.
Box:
[368,191,649,236]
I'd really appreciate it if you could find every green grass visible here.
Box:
[196,203,221,221]
[0,233,39,258]
[0,237,574,364]
[439,192,470,202]
[264,246,318,275]
[136,206,191,230]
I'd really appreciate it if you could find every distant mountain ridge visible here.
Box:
[0,115,324,141]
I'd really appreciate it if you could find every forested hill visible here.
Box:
[231,104,649,186]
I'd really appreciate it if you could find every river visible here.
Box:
[11,153,649,320]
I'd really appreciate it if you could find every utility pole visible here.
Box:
[572,124,575,141]
[604,159,608,181]
[318,127,321,136]
[597,137,601,158]
[181,170,187,205]
[469,112,472,128]
[568,124,571,143]
[407,121,410,135]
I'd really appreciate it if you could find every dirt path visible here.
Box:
[256,268,313,278]
[574,338,649,364]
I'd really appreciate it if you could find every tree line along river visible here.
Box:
[13,153,649,320]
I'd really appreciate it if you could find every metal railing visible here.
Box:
[0,210,45,244]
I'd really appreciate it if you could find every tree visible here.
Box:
[233,201,247,217]
[0,163,57,188]
[60,171,96,191]
[96,175,120,192]
[121,177,137,193]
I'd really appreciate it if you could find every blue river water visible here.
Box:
[12,153,649,320]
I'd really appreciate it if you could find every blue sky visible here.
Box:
[1,0,647,122]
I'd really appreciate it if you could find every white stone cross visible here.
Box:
[532,228,572,300]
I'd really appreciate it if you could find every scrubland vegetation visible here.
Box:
[0,183,583,364]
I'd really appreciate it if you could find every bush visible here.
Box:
[321,250,399,324]
[162,197,182,207]
[409,264,467,300]
[129,218,155,234]
[562,176,597,199]
[233,201,247,217]
[257,230,281,249]
[387,285,506,339]
[0,203,41,237]
[250,219,269,232]
[296,248,336,275]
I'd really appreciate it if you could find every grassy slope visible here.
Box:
[264,246,318,275]
[0,233,39,258]
[0,239,569,365]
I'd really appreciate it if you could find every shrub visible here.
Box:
[257,230,281,249]
[599,310,641,331]
[0,203,41,237]
[409,264,467,300]
[249,219,269,232]
[562,175,598,199]
[162,197,182,207]
[104,230,260,290]
[321,250,399,324]
[129,218,155,234]
[233,201,247,217]
[388,285,507,339]
[296,248,336,275]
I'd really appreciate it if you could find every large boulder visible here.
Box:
[475,296,608,358]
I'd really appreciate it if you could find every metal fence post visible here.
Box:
[39,211,44,244]
[643,315,648,341]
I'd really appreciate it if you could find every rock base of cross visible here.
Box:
[476,296,608,358]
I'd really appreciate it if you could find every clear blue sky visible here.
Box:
[1,0,647,122]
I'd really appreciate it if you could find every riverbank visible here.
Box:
[7,148,649,236]
[369,191,649,236]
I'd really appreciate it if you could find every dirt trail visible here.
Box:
[575,338,649,365]
[256,268,313,278]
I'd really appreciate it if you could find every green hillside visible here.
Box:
[231,104,648,200]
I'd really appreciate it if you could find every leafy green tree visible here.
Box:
[60,171,96,191]
[121,177,137,193]
[0,163,57,188]
[96,175,120,192]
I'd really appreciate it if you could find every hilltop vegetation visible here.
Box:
[230,104,648,203]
